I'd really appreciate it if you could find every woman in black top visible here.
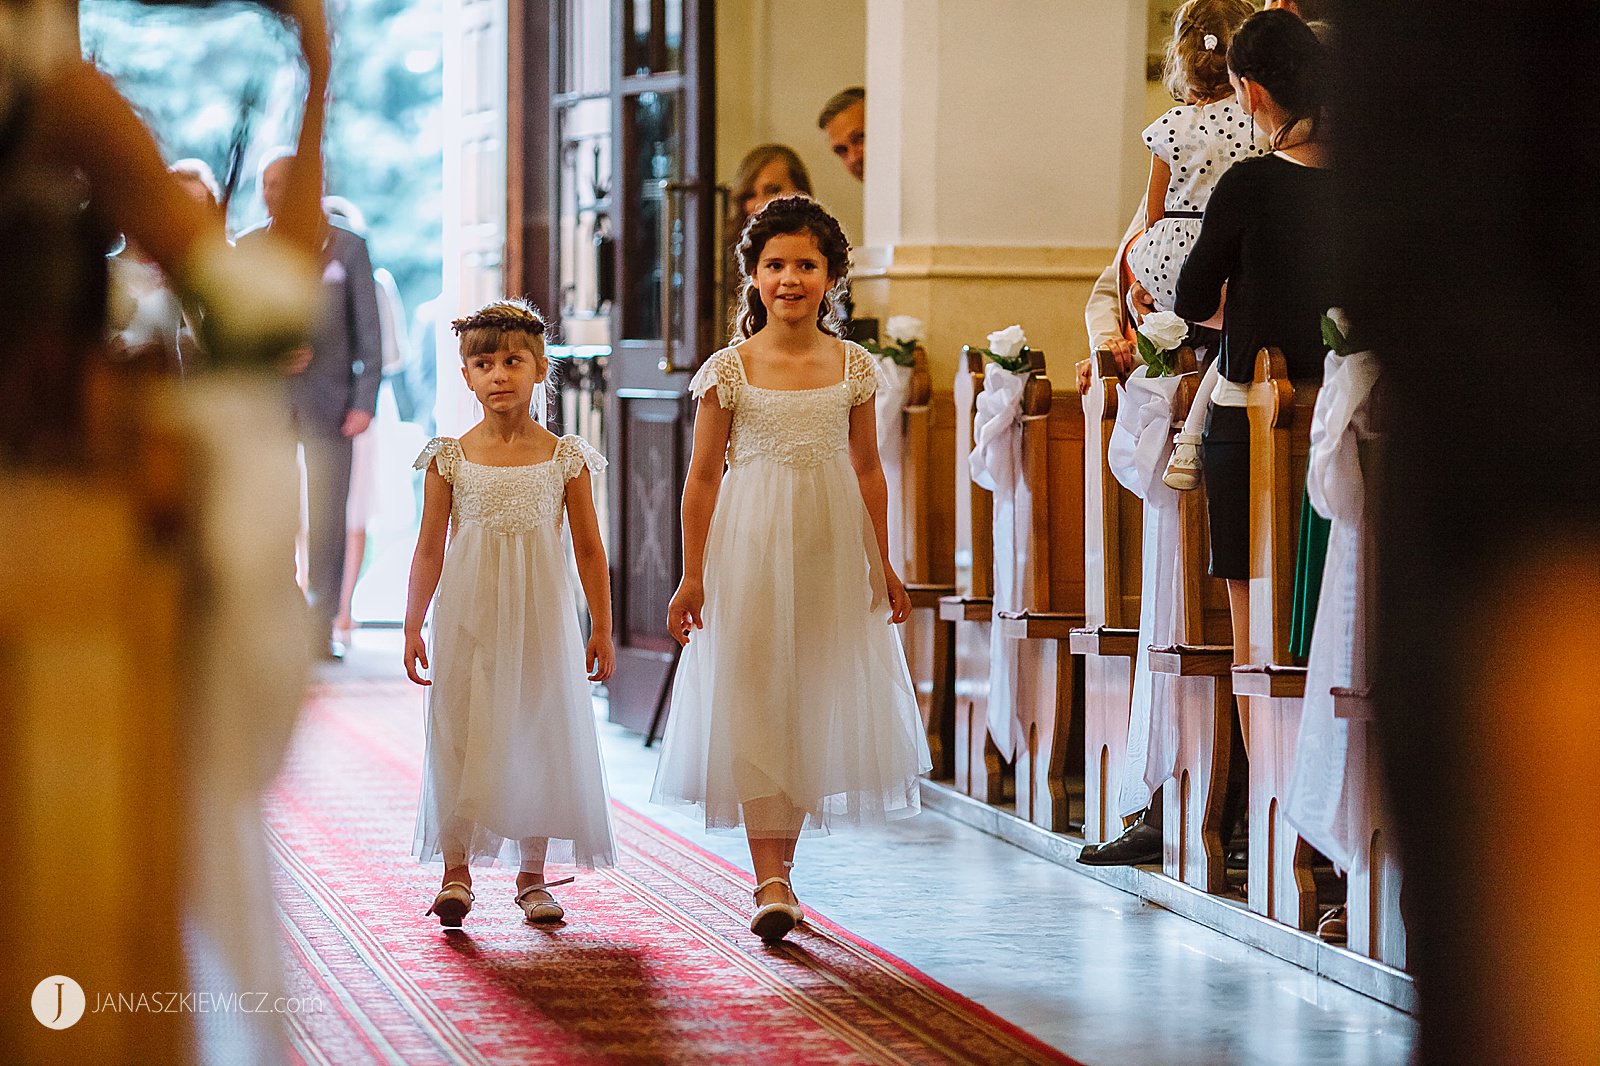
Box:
[1171,10,1334,648]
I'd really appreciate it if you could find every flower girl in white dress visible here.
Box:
[403,299,616,928]
[651,197,932,942]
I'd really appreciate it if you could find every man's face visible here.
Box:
[825,100,865,182]
[261,158,291,221]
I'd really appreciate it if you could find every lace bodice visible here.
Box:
[414,434,606,536]
[690,342,879,468]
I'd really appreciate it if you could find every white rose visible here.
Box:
[987,324,1028,362]
[1138,310,1189,352]
[886,315,925,346]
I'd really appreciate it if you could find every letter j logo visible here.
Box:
[32,976,86,1029]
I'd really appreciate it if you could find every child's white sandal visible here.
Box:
[515,876,575,924]
[750,875,804,942]
[426,881,475,928]
[1162,432,1204,491]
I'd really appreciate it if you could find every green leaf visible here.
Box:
[1321,314,1350,356]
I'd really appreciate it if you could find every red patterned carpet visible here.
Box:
[266,678,1081,1066]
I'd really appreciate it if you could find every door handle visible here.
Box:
[658,180,697,373]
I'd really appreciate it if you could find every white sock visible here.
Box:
[1180,360,1221,440]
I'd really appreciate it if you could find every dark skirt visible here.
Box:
[1200,403,1251,581]
[1289,489,1332,663]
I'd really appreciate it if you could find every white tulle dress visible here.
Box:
[650,341,932,838]
[412,434,617,869]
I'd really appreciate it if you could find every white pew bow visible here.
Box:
[1106,367,1190,814]
[969,363,1028,758]
[875,359,914,567]
[1286,349,1379,873]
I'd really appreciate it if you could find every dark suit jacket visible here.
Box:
[238,219,383,433]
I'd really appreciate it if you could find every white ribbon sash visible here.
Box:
[1284,349,1379,873]
[969,364,1027,759]
[1106,367,1188,815]
[875,359,914,570]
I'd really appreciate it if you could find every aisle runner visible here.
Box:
[266,679,1080,1066]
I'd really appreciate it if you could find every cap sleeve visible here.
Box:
[846,342,880,406]
[556,435,608,481]
[1141,105,1188,166]
[414,437,463,482]
[689,348,742,410]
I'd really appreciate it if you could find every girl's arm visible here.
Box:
[1174,167,1246,326]
[565,468,615,681]
[666,390,733,645]
[848,401,912,624]
[403,466,452,684]
[1144,154,1171,230]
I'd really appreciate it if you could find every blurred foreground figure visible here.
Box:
[1341,4,1600,1063]
[0,0,333,1061]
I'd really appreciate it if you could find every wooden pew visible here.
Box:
[1233,346,1320,931]
[1147,348,1237,893]
[894,344,958,780]
[1069,348,1142,844]
[939,346,1007,802]
[996,349,1087,832]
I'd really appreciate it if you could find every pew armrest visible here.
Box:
[1332,686,1374,720]
[1231,664,1308,698]
[1148,644,1234,676]
[906,583,958,611]
[938,595,993,623]
[995,610,1088,641]
[1068,626,1139,658]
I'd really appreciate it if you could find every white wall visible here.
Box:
[716,1,868,243]
[864,0,1149,251]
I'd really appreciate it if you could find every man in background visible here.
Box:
[239,148,382,660]
[818,87,865,182]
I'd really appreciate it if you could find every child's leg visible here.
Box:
[1181,359,1221,440]
[1164,363,1220,491]
[441,824,472,888]
[516,836,550,892]
[743,794,804,908]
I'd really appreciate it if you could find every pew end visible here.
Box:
[894,343,959,780]
[1076,346,1146,843]
[1238,347,1322,931]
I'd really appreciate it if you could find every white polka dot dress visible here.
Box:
[1127,99,1265,312]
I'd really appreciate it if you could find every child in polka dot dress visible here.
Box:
[1126,0,1263,314]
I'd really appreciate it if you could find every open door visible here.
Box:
[571,0,716,731]
[438,0,510,436]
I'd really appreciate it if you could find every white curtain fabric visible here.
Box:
[175,374,312,1065]
[1106,367,1188,816]
[968,363,1027,759]
[1284,349,1380,874]
[875,359,913,569]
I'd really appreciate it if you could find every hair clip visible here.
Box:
[1204,33,1219,52]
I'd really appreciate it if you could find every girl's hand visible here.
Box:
[667,580,705,647]
[586,632,615,682]
[404,630,431,685]
[886,571,912,625]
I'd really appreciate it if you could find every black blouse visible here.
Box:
[1174,153,1336,384]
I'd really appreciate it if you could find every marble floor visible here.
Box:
[333,631,1416,1066]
